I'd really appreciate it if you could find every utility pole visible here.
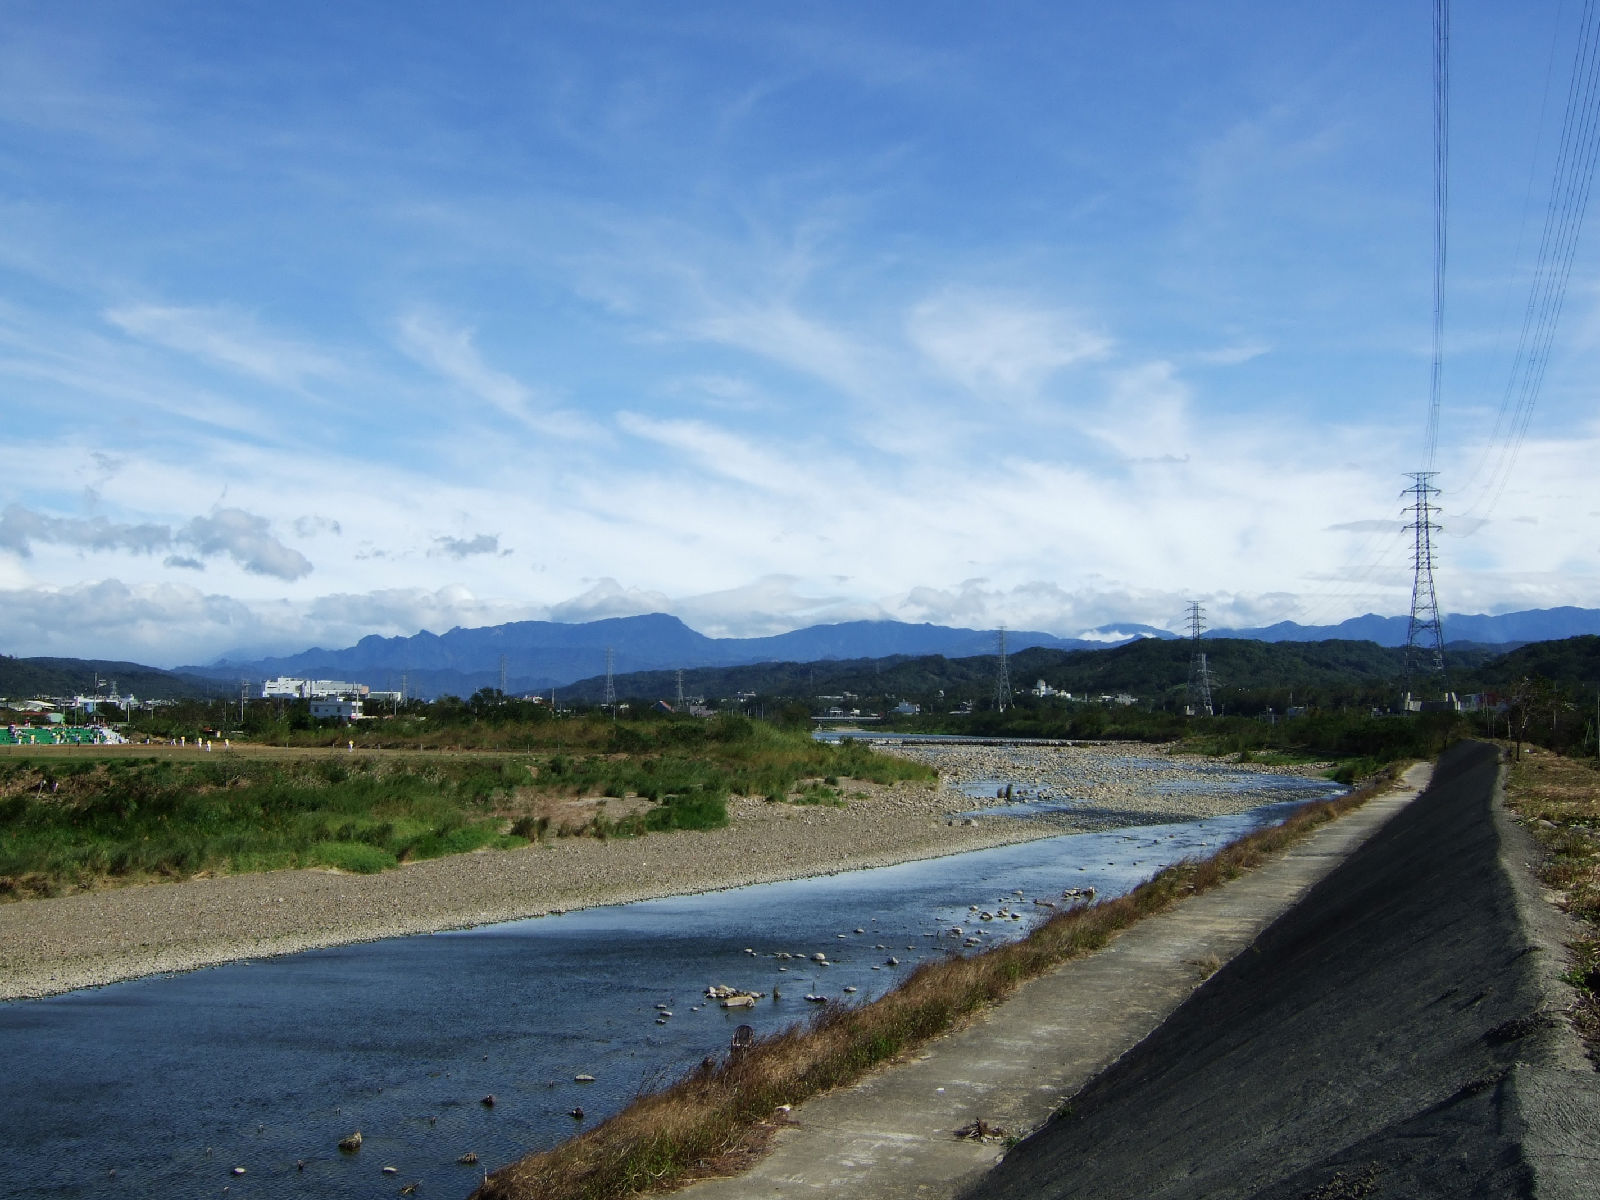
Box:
[995,626,1013,713]
[1186,602,1214,717]
[499,653,507,697]
[603,647,616,720]
[1402,471,1447,705]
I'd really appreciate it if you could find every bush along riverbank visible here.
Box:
[471,765,1407,1200]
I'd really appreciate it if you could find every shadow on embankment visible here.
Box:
[968,740,1600,1200]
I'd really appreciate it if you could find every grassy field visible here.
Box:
[1502,745,1600,1056]
[0,721,931,899]
[471,767,1403,1200]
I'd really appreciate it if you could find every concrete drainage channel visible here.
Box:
[679,761,1443,1200]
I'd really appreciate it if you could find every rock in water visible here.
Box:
[338,1131,363,1153]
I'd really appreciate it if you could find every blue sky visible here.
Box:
[2,1,1597,666]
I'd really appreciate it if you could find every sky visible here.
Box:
[2,1,1598,667]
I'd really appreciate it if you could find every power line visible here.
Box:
[1425,0,1450,471]
[1456,0,1600,520]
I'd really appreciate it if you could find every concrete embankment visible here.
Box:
[973,740,1600,1200]
[679,745,1599,1200]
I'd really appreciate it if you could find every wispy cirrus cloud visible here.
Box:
[394,310,604,441]
[104,304,342,387]
[616,411,811,493]
[906,290,1112,402]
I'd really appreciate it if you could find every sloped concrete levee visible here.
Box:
[971,740,1600,1200]
[679,762,1443,1200]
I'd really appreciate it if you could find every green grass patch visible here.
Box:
[310,840,397,873]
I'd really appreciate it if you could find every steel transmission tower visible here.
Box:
[603,647,617,714]
[1185,602,1214,717]
[1402,471,1447,696]
[675,669,686,712]
[995,627,1013,712]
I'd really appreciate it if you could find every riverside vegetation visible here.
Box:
[0,714,930,899]
[1503,745,1600,1056]
[471,768,1404,1200]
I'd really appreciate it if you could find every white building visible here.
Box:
[309,697,364,722]
[262,677,368,700]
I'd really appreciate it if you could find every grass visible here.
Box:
[0,753,525,896]
[0,727,933,898]
[471,765,1406,1200]
[1501,745,1600,1057]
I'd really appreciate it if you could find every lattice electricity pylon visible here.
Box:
[1402,471,1447,696]
[1185,601,1214,717]
[603,647,617,711]
[995,626,1013,712]
[675,669,686,713]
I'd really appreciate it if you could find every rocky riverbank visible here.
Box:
[0,742,1337,1001]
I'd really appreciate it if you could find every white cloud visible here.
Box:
[616,412,810,493]
[104,304,342,387]
[906,291,1112,402]
[180,509,312,580]
[0,503,311,581]
[548,578,673,623]
[691,300,887,403]
[1191,341,1270,367]
[431,533,502,559]
[0,504,171,557]
[396,311,533,420]
[293,515,343,538]
[396,311,600,441]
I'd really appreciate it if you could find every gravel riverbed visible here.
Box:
[0,742,1336,1001]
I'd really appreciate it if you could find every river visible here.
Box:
[1,773,1340,1199]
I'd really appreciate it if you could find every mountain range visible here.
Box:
[163,606,1600,699]
[176,616,1161,699]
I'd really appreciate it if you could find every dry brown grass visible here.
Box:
[1503,745,1600,1056]
[472,767,1405,1200]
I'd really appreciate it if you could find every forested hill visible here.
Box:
[563,637,1517,707]
[1478,634,1600,685]
[0,657,220,702]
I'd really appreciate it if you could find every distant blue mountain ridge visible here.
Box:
[175,607,1600,698]
[1214,605,1600,647]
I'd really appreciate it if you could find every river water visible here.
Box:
[2,775,1339,1200]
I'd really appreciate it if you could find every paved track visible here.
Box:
[972,741,1599,1200]
[681,759,1470,1200]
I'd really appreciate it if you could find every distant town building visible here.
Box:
[309,697,363,722]
[262,677,368,700]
